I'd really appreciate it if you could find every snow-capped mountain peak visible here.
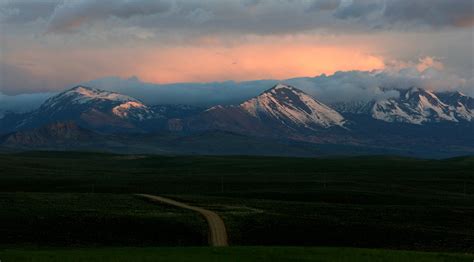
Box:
[112,101,154,121]
[240,84,345,128]
[45,86,137,107]
[371,87,471,124]
[38,86,155,122]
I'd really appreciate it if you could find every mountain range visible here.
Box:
[1,84,473,157]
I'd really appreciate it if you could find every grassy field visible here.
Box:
[0,193,207,247]
[0,247,472,262]
[0,152,473,253]
[1,152,473,196]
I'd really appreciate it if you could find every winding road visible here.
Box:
[136,194,229,247]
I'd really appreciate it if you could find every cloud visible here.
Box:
[0,0,59,24]
[379,56,472,96]
[37,0,472,35]
[0,62,59,94]
[1,38,384,93]
[0,59,79,95]
[1,55,471,115]
[334,0,474,29]
[0,0,472,104]
[383,0,474,28]
[83,76,277,107]
[299,56,471,104]
[288,71,400,104]
[44,0,329,35]
[3,0,468,35]
[0,92,54,115]
[334,0,383,19]
[46,0,173,33]
[415,57,444,73]
[286,62,472,103]
[308,0,341,11]
[80,56,471,107]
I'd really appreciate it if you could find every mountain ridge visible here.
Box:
[1,84,473,157]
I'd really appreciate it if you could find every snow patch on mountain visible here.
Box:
[112,101,154,120]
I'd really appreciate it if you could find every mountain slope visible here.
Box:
[151,104,203,119]
[437,91,474,121]
[1,122,99,147]
[331,100,374,115]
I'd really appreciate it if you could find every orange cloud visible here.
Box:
[134,43,385,83]
[416,57,444,72]
[6,41,384,88]
[455,16,474,28]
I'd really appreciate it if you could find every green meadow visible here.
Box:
[0,152,473,260]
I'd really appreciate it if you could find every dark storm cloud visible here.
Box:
[43,0,324,35]
[1,0,472,34]
[313,0,341,11]
[46,0,474,34]
[334,0,382,19]
[382,0,474,28]
[335,0,474,28]
[46,0,173,33]
[0,0,59,24]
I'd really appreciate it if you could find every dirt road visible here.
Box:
[136,194,229,247]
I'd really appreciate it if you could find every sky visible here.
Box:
[0,0,473,105]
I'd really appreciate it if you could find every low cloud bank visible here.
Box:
[291,62,472,104]
[0,92,55,116]
[83,58,472,105]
